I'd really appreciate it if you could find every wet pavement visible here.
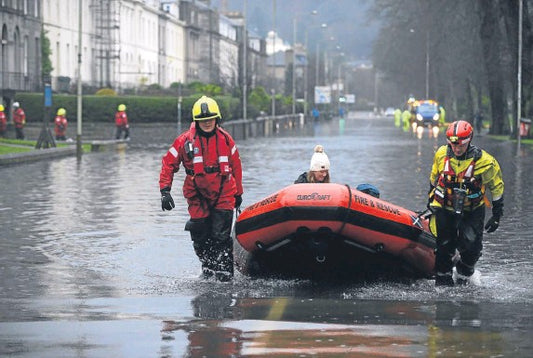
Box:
[1,112,533,357]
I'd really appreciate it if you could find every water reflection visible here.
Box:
[161,293,527,357]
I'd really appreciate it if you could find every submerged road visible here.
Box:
[1,112,533,357]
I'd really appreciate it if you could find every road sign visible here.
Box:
[314,86,331,104]
[44,84,52,107]
[345,94,356,104]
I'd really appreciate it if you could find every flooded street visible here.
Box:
[1,112,533,357]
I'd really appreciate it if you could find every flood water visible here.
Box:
[1,112,533,357]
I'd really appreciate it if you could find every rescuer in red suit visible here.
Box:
[159,96,243,282]
[12,102,26,139]
[115,104,129,139]
[0,105,7,137]
[54,108,68,140]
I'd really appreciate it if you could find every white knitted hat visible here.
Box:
[309,145,330,171]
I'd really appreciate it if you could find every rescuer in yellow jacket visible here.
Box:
[439,105,446,126]
[401,109,411,132]
[394,108,402,127]
[428,120,504,286]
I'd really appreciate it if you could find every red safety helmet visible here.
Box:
[446,120,473,145]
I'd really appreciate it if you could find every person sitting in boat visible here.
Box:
[294,144,330,184]
[356,183,380,198]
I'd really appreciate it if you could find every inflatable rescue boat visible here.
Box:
[234,183,436,280]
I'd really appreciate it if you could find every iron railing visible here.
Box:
[1,72,41,92]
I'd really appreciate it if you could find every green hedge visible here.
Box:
[14,93,241,124]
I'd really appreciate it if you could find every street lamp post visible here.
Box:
[314,23,327,88]
[304,29,309,117]
[517,0,523,152]
[243,0,247,120]
[303,10,318,117]
[425,29,429,98]
[271,0,276,119]
[334,51,345,115]
[271,88,276,121]
[291,17,296,114]
[316,41,320,87]
[76,0,83,158]
[409,27,429,98]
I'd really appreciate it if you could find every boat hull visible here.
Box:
[234,183,436,280]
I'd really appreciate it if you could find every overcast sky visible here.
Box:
[211,0,379,59]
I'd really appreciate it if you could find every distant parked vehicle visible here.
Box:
[414,100,440,128]
[413,99,440,138]
[384,107,395,117]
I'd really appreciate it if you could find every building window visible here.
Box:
[66,43,70,75]
[14,28,20,74]
[56,41,60,75]
[23,35,28,75]
[35,36,40,78]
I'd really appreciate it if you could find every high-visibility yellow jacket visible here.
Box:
[394,108,402,127]
[429,144,504,211]
[439,106,446,125]
[402,110,411,131]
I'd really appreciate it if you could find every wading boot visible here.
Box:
[455,260,475,285]
[201,268,215,280]
[215,271,233,282]
[455,273,471,286]
[435,272,454,286]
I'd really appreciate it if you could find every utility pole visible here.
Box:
[291,17,296,114]
[271,0,276,119]
[424,1,430,99]
[517,0,523,153]
[243,0,247,120]
[303,29,308,117]
[177,83,182,134]
[304,10,318,118]
[76,0,83,158]
[315,42,319,88]
[425,29,429,98]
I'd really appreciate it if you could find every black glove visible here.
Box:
[485,197,503,233]
[234,195,242,209]
[161,187,175,211]
[426,184,435,211]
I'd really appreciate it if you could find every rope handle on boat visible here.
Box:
[337,184,352,235]
[231,207,240,239]
[415,208,433,220]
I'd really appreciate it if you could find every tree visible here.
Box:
[478,0,506,134]
[186,82,223,97]
[370,0,520,134]
[248,86,270,113]
[41,29,53,81]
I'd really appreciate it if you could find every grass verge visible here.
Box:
[0,145,33,155]
[490,135,533,148]
[0,138,91,154]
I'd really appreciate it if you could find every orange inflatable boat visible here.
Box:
[234,183,436,280]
